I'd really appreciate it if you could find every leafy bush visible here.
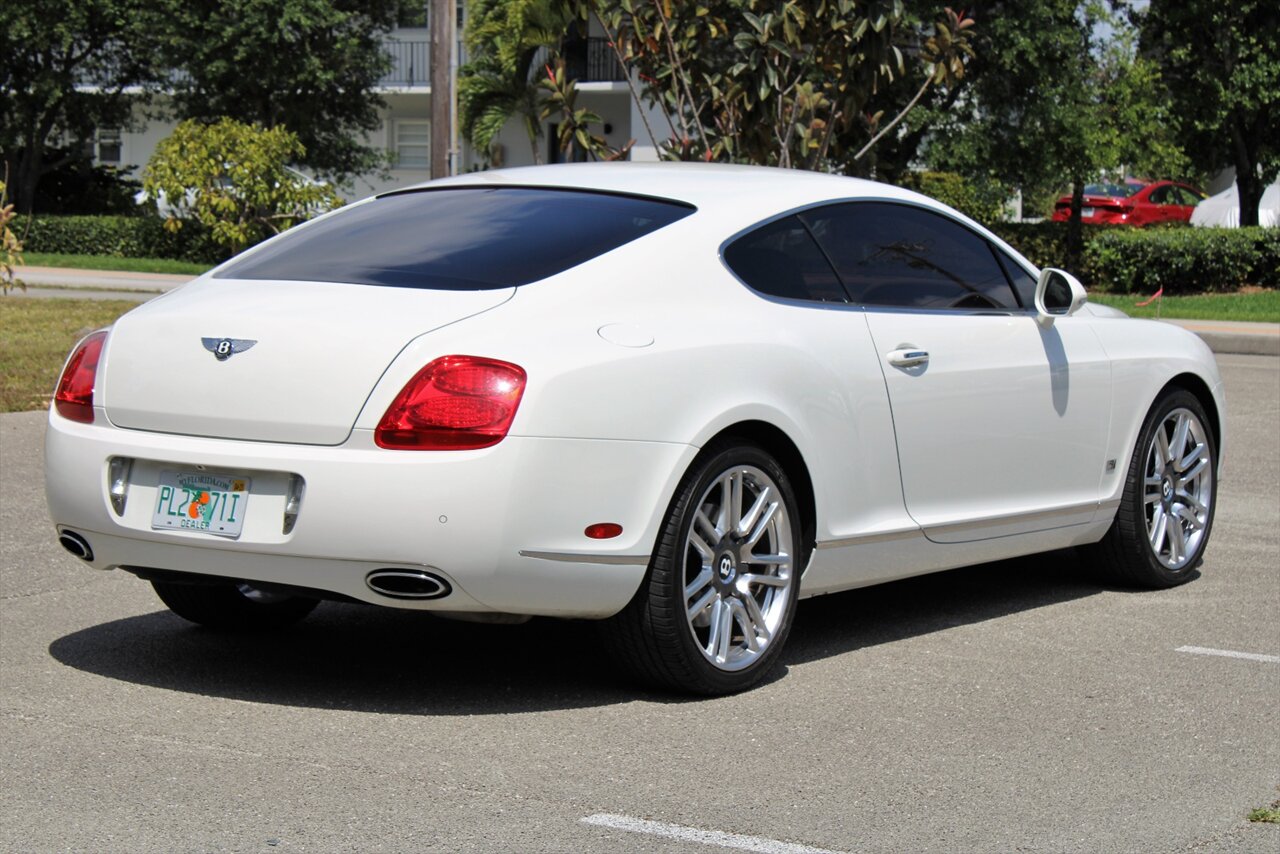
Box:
[988,221,1114,280]
[143,118,343,254]
[13,215,225,263]
[900,171,1011,226]
[1085,227,1280,294]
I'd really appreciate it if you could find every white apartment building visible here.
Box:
[88,17,668,203]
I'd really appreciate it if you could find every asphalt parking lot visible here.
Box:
[2,354,1277,853]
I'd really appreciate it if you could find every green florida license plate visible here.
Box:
[151,471,251,537]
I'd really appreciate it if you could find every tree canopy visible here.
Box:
[0,0,161,213]
[156,0,402,184]
[1141,0,1279,226]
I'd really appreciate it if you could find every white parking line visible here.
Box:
[1176,645,1280,664]
[581,813,843,854]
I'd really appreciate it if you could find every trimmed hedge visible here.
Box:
[988,221,1279,293]
[13,215,226,264]
[1085,227,1280,294]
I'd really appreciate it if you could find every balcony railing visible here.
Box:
[562,38,628,83]
[382,40,430,87]
[380,37,626,88]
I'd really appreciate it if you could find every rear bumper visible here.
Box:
[45,409,696,618]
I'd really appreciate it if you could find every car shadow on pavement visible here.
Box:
[48,548,1118,714]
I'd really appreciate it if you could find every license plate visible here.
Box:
[151,470,251,538]
[1082,207,1096,217]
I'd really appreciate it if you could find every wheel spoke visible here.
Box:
[1149,506,1167,552]
[684,567,714,603]
[746,501,779,548]
[1176,442,1205,474]
[1168,517,1186,563]
[1154,425,1172,466]
[729,471,744,535]
[740,592,772,644]
[1169,413,1191,462]
[730,600,759,653]
[704,597,724,656]
[1144,475,1163,505]
[737,486,771,537]
[717,475,733,536]
[687,587,717,621]
[1178,456,1208,484]
[1176,489,1207,517]
[695,509,721,543]
[740,572,788,588]
[1173,503,1202,531]
[689,531,714,561]
[744,552,790,567]
[714,600,733,661]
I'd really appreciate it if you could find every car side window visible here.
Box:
[991,248,1037,309]
[1174,186,1202,206]
[722,215,847,303]
[800,202,1020,310]
[1148,185,1173,205]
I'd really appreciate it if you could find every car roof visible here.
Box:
[395,162,931,221]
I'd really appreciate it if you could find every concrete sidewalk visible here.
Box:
[17,265,196,293]
[10,265,1280,356]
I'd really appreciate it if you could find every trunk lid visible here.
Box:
[101,277,514,445]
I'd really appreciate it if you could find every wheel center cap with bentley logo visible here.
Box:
[202,337,257,361]
[717,553,737,583]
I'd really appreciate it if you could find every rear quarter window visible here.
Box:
[216,187,695,289]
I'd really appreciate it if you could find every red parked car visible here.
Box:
[1051,180,1206,226]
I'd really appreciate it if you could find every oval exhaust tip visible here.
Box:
[365,569,451,600]
[59,531,94,562]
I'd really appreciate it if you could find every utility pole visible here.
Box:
[429,0,452,178]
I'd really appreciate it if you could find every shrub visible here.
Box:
[1086,227,1280,294]
[900,171,1011,227]
[13,215,226,263]
[988,221,1115,282]
[143,118,343,254]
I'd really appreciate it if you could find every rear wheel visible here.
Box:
[1091,389,1216,587]
[607,442,802,695]
[151,579,318,630]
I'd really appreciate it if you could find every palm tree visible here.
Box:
[460,0,578,165]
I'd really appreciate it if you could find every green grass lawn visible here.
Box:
[22,252,211,276]
[0,297,138,413]
[1087,289,1280,323]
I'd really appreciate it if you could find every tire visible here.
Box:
[1090,388,1217,588]
[606,441,803,695]
[151,579,318,630]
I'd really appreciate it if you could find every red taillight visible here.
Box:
[53,331,107,423]
[375,355,527,450]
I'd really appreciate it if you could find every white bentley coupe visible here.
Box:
[45,164,1224,694]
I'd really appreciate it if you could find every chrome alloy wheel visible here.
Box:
[1143,406,1213,570]
[682,465,795,672]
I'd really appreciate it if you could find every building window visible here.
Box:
[395,120,430,169]
[97,128,122,164]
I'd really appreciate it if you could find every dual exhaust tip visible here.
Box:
[58,531,448,602]
[365,568,451,600]
[59,531,94,562]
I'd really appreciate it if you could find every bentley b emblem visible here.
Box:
[202,337,257,361]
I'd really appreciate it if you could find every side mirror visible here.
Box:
[1034,268,1088,326]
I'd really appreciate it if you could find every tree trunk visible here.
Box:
[14,146,43,216]
[1066,179,1084,273]
[1236,168,1261,228]
[1228,118,1260,227]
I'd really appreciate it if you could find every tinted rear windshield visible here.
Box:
[215,187,694,290]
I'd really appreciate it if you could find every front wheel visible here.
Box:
[1090,389,1217,588]
[606,442,803,695]
[152,579,318,630]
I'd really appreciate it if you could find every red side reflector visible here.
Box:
[54,330,108,423]
[585,523,623,540]
[375,355,526,450]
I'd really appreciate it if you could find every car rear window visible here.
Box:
[215,187,695,289]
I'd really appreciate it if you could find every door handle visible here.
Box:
[887,347,930,367]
